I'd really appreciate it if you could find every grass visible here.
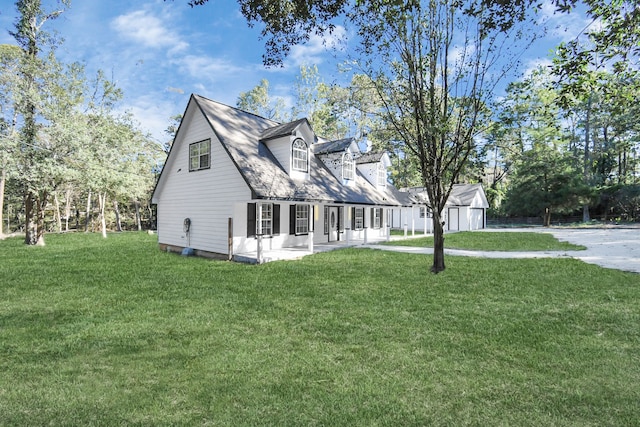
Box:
[385,231,586,251]
[1,232,638,426]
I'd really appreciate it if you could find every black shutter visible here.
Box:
[310,205,314,232]
[339,207,344,232]
[370,208,374,229]
[247,203,256,237]
[273,204,280,235]
[351,207,356,230]
[289,204,296,235]
[324,206,329,235]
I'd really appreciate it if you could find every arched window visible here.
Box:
[292,139,308,172]
[342,153,354,180]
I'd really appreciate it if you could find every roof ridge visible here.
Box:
[193,93,281,127]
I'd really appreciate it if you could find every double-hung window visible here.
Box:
[247,203,280,237]
[377,163,387,187]
[189,139,211,171]
[259,203,273,236]
[354,207,364,230]
[290,204,310,235]
[342,153,354,181]
[295,204,309,234]
[292,139,308,172]
[373,208,382,229]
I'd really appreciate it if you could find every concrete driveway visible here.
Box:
[539,227,640,274]
[368,226,640,274]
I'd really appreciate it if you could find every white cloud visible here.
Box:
[539,1,597,44]
[287,25,347,67]
[111,9,188,54]
[522,57,553,78]
[176,55,246,79]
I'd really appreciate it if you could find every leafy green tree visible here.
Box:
[182,0,539,273]
[504,145,587,225]
[349,1,533,273]
[237,78,289,122]
[10,0,70,245]
[0,44,23,236]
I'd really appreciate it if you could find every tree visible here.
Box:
[504,145,586,225]
[348,1,534,273]
[10,0,70,245]
[180,0,538,273]
[0,44,23,236]
[237,78,289,122]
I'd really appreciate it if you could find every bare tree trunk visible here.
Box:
[544,207,551,227]
[35,191,47,246]
[53,191,62,232]
[24,191,37,245]
[85,191,91,232]
[0,168,5,236]
[98,192,107,238]
[431,211,446,273]
[134,200,142,231]
[582,96,592,222]
[113,199,122,232]
[64,188,72,232]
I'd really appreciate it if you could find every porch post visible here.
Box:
[308,230,314,252]
[256,203,263,264]
[411,206,415,236]
[386,209,391,242]
[424,208,428,235]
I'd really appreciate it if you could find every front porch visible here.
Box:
[232,229,429,264]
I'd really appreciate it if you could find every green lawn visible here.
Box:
[1,232,638,426]
[386,231,586,251]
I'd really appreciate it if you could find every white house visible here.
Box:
[151,94,488,262]
[390,184,489,234]
[151,95,411,262]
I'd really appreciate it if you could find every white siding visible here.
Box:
[156,107,251,255]
[469,208,485,230]
[265,136,291,174]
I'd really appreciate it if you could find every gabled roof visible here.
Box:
[156,94,404,206]
[447,183,489,208]
[355,151,384,164]
[260,118,310,141]
[397,183,489,208]
[313,138,354,155]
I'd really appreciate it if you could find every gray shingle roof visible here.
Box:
[313,138,354,155]
[355,151,384,164]
[193,94,404,206]
[260,118,310,141]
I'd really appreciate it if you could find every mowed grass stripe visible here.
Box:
[383,230,586,251]
[0,232,637,426]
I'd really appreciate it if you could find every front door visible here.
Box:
[328,207,339,242]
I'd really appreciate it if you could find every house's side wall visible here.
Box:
[156,107,251,255]
[264,136,291,175]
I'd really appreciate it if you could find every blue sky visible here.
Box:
[0,0,593,144]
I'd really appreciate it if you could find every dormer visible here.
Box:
[313,138,360,185]
[356,152,391,189]
[260,118,315,180]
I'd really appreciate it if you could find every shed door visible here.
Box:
[470,208,485,230]
[448,208,459,231]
